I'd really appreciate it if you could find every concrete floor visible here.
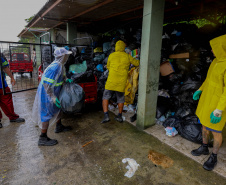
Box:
[0,90,226,185]
[111,106,226,179]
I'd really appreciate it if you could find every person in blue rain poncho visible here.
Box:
[33,47,73,146]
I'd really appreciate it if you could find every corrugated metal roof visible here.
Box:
[20,0,226,37]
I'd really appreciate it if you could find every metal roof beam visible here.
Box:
[20,0,62,37]
[94,5,143,21]
[69,0,114,20]
[49,0,114,30]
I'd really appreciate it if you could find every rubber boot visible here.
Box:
[55,121,72,133]
[203,153,217,171]
[130,113,137,122]
[38,136,58,146]
[191,144,209,156]
[101,113,110,123]
[10,118,25,123]
[115,114,123,123]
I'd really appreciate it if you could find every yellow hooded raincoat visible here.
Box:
[105,40,140,92]
[196,34,226,131]
[124,67,139,105]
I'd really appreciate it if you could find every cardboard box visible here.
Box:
[169,52,189,59]
[160,61,174,76]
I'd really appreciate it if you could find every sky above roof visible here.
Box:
[0,0,47,42]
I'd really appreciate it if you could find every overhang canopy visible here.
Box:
[19,0,226,37]
[18,28,49,38]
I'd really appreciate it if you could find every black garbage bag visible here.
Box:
[130,113,137,122]
[59,82,85,114]
[169,97,181,112]
[178,91,195,104]
[169,83,181,95]
[180,77,202,92]
[163,116,182,128]
[161,37,171,63]
[168,73,183,83]
[166,73,184,95]
[71,71,96,83]
[190,73,202,81]
[156,96,171,118]
[173,42,193,54]
[177,116,202,144]
[163,115,202,144]
[175,104,194,118]
[70,72,85,80]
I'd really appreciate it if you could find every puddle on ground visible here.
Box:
[148,150,174,168]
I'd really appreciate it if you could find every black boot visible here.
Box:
[10,118,25,123]
[0,122,2,128]
[191,144,209,156]
[38,136,58,146]
[115,114,123,123]
[130,113,137,122]
[101,113,110,123]
[55,121,72,133]
[203,153,217,171]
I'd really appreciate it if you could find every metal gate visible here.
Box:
[0,35,93,95]
[0,41,53,95]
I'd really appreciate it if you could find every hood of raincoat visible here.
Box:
[54,47,72,64]
[210,34,226,61]
[115,40,126,52]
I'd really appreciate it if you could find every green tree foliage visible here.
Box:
[25,15,35,24]
[164,15,225,28]
[18,37,30,43]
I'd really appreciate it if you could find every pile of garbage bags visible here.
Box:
[156,59,210,143]
[57,23,216,145]
[156,23,216,143]
[163,116,202,144]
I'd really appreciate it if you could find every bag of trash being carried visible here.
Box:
[59,82,85,114]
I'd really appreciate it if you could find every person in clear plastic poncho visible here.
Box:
[33,47,73,146]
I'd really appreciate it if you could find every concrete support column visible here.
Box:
[49,29,56,43]
[136,0,165,130]
[67,22,77,44]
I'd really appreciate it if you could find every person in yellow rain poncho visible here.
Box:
[101,40,139,123]
[191,34,226,171]
[124,67,139,105]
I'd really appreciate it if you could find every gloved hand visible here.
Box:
[66,79,73,83]
[52,97,61,108]
[193,90,202,100]
[210,109,222,124]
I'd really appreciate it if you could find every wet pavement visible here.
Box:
[6,67,39,93]
[0,90,226,185]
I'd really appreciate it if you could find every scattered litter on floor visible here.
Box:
[148,150,174,168]
[122,158,140,178]
[122,116,126,121]
[82,140,93,147]
[165,127,178,137]
[108,104,115,110]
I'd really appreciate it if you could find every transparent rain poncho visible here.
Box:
[32,47,72,129]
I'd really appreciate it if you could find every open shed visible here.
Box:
[18,0,226,130]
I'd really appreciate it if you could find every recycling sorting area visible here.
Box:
[56,19,226,145]
[17,0,226,164]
